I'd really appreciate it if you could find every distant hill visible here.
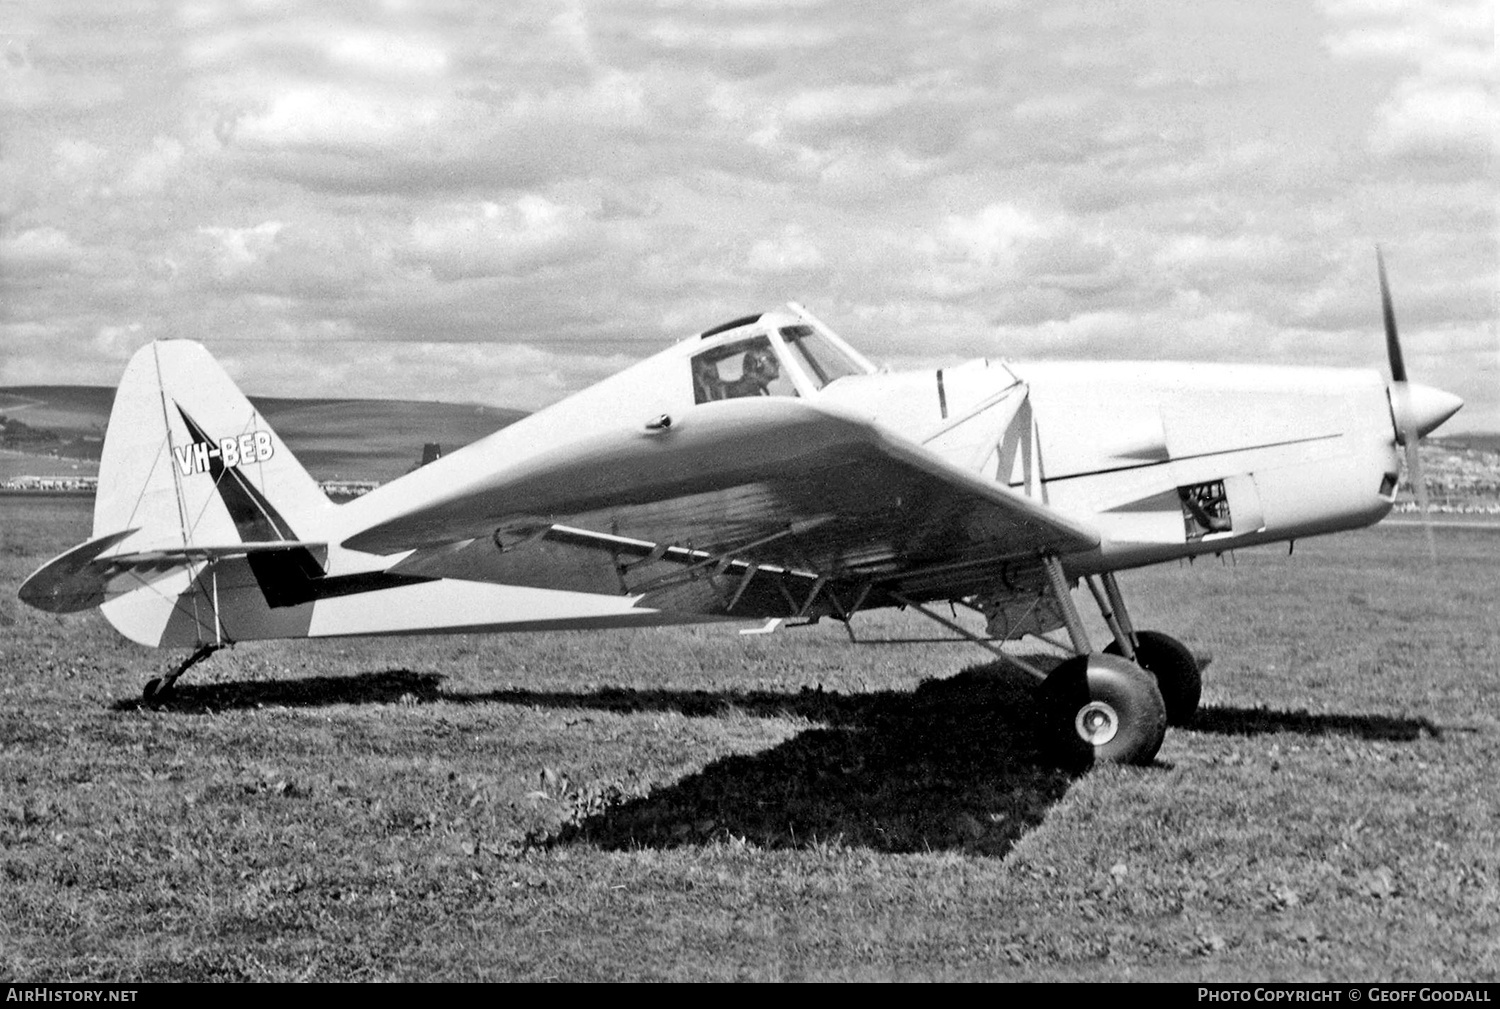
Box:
[1435,432,1500,454]
[0,385,527,482]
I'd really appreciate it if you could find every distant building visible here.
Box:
[404,442,443,474]
[321,480,380,501]
[1,475,99,493]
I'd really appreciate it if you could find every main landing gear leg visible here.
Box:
[1094,571,1203,727]
[1037,557,1166,766]
[143,643,220,704]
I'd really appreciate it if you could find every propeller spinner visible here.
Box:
[1376,248,1463,556]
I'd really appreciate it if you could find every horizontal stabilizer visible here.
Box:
[19,529,141,613]
[19,531,327,614]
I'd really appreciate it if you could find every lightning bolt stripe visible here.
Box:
[174,404,434,608]
[176,406,296,542]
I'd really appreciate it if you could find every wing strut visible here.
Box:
[612,521,825,596]
[724,563,761,612]
[887,589,1049,682]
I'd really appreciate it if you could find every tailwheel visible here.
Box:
[1040,653,1167,767]
[141,643,220,706]
[1105,630,1202,727]
[142,677,174,704]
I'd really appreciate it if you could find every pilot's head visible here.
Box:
[744,347,779,383]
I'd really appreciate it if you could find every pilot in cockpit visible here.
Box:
[722,347,780,398]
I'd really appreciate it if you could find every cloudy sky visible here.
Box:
[3,0,1495,429]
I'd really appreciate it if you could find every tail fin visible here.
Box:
[21,340,335,645]
[95,340,330,548]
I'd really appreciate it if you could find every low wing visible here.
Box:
[19,533,327,614]
[345,398,1096,605]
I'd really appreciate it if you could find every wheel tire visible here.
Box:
[1106,630,1202,726]
[1040,653,1167,767]
[142,677,171,703]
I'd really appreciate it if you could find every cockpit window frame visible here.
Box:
[686,308,877,405]
[762,329,822,400]
[690,332,800,404]
[776,324,867,390]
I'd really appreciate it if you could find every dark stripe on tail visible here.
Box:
[176,406,434,608]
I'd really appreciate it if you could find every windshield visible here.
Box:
[778,325,865,389]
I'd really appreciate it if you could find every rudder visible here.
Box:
[94,340,330,549]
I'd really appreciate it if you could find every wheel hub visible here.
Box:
[1075,700,1120,746]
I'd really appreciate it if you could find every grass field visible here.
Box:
[2,497,1496,981]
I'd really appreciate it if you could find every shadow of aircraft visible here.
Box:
[109,668,447,713]
[112,665,1447,857]
[1188,705,1447,742]
[116,665,1450,744]
[115,664,1086,857]
[543,668,1081,857]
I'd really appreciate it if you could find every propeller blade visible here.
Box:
[1378,248,1447,561]
[1377,246,1407,384]
[1404,438,1437,562]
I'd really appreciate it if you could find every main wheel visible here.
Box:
[1105,630,1202,726]
[1040,653,1167,767]
[142,677,173,703]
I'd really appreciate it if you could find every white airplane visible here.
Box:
[19,254,1463,766]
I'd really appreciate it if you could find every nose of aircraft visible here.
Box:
[1389,381,1464,441]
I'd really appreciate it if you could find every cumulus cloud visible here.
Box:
[197,221,286,273]
[93,321,148,360]
[1152,233,1294,277]
[746,225,825,273]
[403,196,594,280]
[236,339,638,412]
[326,32,450,78]
[942,204,1049,269]
[169,218,395,303]
[783,84,915,124]
[231,86,453,153]
[121,136,187,193]
[918,204,1122,304]
[1371,80,1496,162]
[644,16,836,56]
[0,227,87,277]
[53,138,109,179]
[1322,0,1496,165]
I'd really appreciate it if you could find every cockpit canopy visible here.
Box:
[689,309,873,405]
